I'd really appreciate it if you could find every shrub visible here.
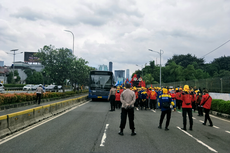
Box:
[211,99,230,114]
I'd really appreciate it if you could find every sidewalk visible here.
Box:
[0,93,88,116]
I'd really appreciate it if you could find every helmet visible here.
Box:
[183,85,189,92]
[163,88,168,94]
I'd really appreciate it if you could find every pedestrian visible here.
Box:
[118,83,136,136]
[149,87,158,112]
[140,88,148,110]
[196,88,203,116]
[158,88,176,130]
[115,88,121,109]
[200,89,213,127]
[181,85,193,131]
[133,87,139,111]
[108,85,116,111]
[36,84,43,105]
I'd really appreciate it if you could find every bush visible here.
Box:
[211,99,230,114]
[3,84,26,87]
[0,90,88,106]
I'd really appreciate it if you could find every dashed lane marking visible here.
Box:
[177,126,218,153]
[209,114,230,123]
[192,117,196,120]
[213,126,220,129]
[100,124,109,147]
[0,101,89,145]
[225,131,230,134]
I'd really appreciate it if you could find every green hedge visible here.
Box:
[211,99,230,115]
[3,84,26,87]
[0,90,88,105]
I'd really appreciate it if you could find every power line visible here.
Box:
[202,39,230,58]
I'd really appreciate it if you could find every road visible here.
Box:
[0,100,229,153]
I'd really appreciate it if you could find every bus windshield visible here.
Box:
[90,75,112,90]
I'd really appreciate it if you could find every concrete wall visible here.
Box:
[209,92,230,101]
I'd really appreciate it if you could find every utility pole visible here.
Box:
[148,49,164,87]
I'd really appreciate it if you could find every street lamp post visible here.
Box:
[7,49,23,83]
[148,49,164,87]
[64,30,74,55]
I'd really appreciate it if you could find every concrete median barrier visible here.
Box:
[50,103,58,115]
[56,102,65,113]
[0,115,11,138]
[8,109,35,132]
[43,104,52,118]
[34,106,44,122]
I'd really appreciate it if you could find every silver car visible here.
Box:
[0,83,5,93]
[23,85,34,91]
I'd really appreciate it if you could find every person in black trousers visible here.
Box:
[119,84,136,136]
[108,85,116,111]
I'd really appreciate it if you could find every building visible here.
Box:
[109,62,113,72]
[126,69,130,80]
[0,61,4,67]
[114,70,125,82]
[98,64,108,71]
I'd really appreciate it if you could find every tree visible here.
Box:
[166,54,205,69]
[143,74,157,85]
[7,72,13,84]
[184,65,196,81]
[37,45,75,92]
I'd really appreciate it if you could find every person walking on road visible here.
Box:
[158,88,176,131]
[181,85,193,131]
[36,84,43,105]
[200,89,213,127]
[119,84,136,136]
[108,85,117,111]
[150,88,158,112]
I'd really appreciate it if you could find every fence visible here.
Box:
[148,76,230,93]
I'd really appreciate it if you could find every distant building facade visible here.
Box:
[114,70,125,82]
[98,64,108,71]
[109,62,113,72]
[126,69,130,79]
[0,61,4,67]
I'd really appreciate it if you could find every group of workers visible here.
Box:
[108,84,213,135]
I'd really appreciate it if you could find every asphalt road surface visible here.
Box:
[0,100,229,153]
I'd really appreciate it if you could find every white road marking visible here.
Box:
[213,126,219,129]
[100,124,109,147]
[177,111,181,113]
[0,101,89,145]
[209,114,230,123]
[192,117,196,120]
[225,131,230,134]
[199,120,204,123]
[177,126,218,153]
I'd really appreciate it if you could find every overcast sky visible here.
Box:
[0,0,230,76]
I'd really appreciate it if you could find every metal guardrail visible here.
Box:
[148,76,230,93]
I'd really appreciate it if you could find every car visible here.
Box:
[45,85,58,92]
[0,83,5,93]
[23,85,34,91]
[32,85,40,90]
[58,85,62,90]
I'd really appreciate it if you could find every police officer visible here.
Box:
[119,83,136,136]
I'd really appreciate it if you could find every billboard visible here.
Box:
[24,52,40,63]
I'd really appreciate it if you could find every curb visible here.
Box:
[210,110,230,119]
